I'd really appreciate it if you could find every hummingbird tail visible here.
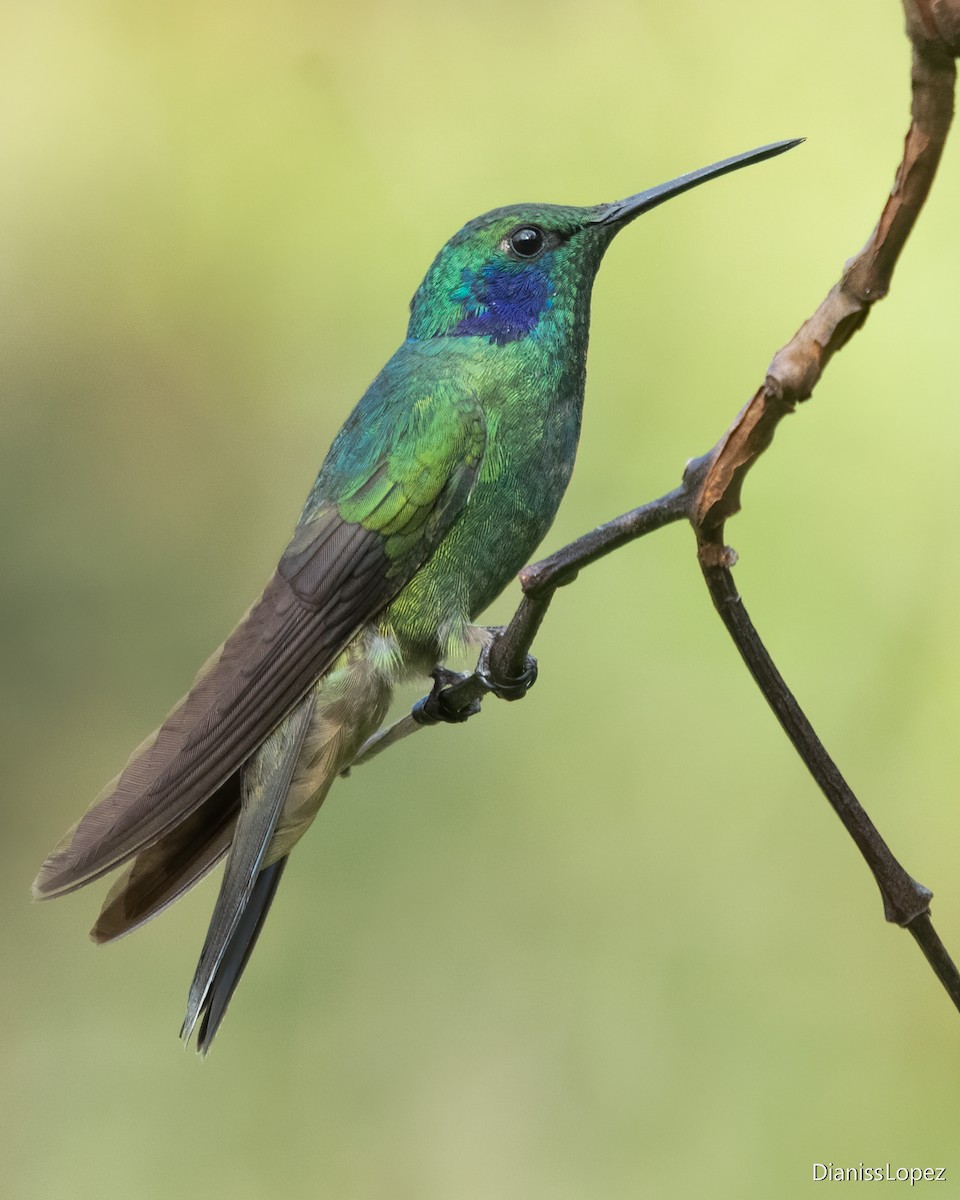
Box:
[194,857,288,1055]
[180,694,315,1050]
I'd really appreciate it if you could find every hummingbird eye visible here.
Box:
[506,226,545,259]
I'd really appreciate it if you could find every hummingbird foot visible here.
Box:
[476,632,538,702]
[412,667,482,725]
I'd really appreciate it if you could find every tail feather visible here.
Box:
[180,693,314,1049]
[196,858,289,1054]
[90,772,242,944]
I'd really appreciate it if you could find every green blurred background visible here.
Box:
[3,1,959,1196]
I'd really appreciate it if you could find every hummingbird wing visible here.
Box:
[34,390,488,902]
[89,772,241,943]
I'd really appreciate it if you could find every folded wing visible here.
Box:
[33,390,487,903]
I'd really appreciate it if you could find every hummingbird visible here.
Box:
[33,139,799,1052]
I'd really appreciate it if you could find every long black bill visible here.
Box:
[596,138,803,227]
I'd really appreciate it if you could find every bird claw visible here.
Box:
[477,641,539,703]
[411,667,482,725]
[411,647,539,727]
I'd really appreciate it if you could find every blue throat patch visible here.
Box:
[445,266,552,345]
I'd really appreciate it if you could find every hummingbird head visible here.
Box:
[406,139,800,348]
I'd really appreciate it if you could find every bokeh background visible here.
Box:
[4,1,959,1197]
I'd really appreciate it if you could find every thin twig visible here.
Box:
[698,557,933,923]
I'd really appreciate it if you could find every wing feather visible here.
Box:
[90,774,241,943]
[34,392,487,900]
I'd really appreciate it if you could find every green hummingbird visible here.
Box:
[33,139,798,1051]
